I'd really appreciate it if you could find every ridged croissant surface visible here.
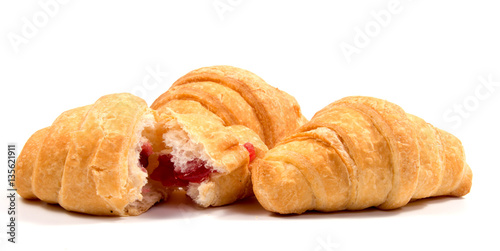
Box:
[15,93,170,216]
[252,96,472,214]
[151,65,307,207]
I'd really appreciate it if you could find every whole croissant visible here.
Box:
[252,96,472,214]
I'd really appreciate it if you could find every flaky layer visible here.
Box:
[15,127,49,199]
[31,106,91,204]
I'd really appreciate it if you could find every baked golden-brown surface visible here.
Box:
[16,127,49,199]
[252,96,472,214]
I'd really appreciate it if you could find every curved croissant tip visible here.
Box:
[252,159,313,214]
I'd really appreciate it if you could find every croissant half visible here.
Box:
[16,93,170,216]
[150,65,307,207]
[252,96,472,214]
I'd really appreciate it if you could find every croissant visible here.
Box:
[15,93,171,216]
[150,65,307,207]
[252,96,472,214]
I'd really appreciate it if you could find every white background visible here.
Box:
[1,1,499,250]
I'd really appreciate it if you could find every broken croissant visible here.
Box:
[252,96,472,214]
[15,93,170,216]
[150,65,307,207]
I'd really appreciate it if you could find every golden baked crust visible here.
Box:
[151,65,307,148]
[15,127,49,199]
[252,96,472,214]
[151,66,307,207]
[15,93,165,216]
[32,106,91,204]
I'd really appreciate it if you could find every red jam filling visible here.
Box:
[243,142,256,162]
[150,154,189,187]
[142,186,151,194]
[139,142,153,172]
[149,154,216,187]
[146,142,256,188]
[178,159,216,182]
